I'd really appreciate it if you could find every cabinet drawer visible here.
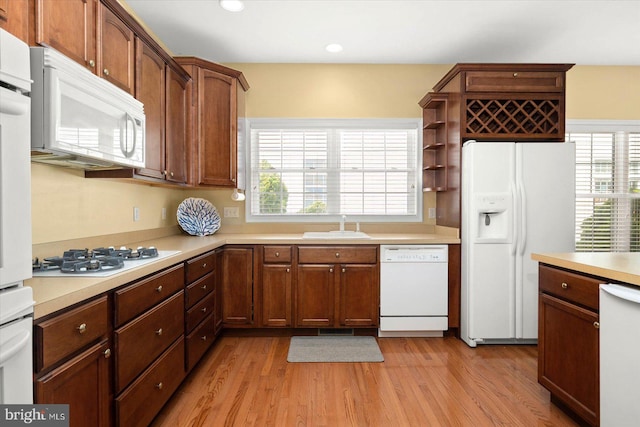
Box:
[36,296,108,372]
[185,271,215,309]
[186,313,216,371]
[263,245,292,263]
[116,336,185,427]
[186,291,215,333]
[114,264,185,327]
[539,264,601,311]
[298,246,377,264]
[115,291,184,392]
[185,251,216,283]
[465,71,564,93]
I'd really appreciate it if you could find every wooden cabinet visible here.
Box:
[34,296,111,427]
[174,57,249,188]
[222,246,254,325]
[538,264,601,426]
[419,92,449,192]
[98,3,135,94]
[164,66,190,183]
[184,250,220,371]
[261,246,293,327]
[0,0,28,41]
[113,266,185,425]
[295,246,379,328]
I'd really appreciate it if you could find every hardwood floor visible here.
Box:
[152,335,578,426]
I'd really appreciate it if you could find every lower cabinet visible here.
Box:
[222,246,254,325]
[261,245,293,327]
[538,264,601,426]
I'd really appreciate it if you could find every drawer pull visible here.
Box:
[201,285,207,291]
[275,252,280,257]
[286,268,290,273]
[335,252,340,258]
[155,382,163,390]
[155,328,163,336]
[103,68,110,76]
[201,307,207,313]
[155,285,163,293]
[561,282,568,289]
[329,268,334,273]
[594,321,600,329]
[77,323,87,334]
[103,348,111,358]
[513,72,518,77]
[88,59,95,67]
[202,263,207,268]
[342,268,346,273]
[201,335,207,341]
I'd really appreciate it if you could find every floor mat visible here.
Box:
[287,336,384,362]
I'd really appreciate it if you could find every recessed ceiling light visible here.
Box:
[325,43,343,53]
[219,0,244,12]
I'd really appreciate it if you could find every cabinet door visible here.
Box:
[98,4,134,94]
[296,265,335,327]
[0,0,28,42]
[134,39,165,179]
[214,250,224,333]
[222,248,253,324]
[538,293,599,426]
[262,264,292,327]
[165,67,188,183]
[197,68,237,186]
[36,0,97,70]
[36,340,111,427]
[339,264,379,327]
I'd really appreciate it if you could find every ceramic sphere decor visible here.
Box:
[177,198,221,236]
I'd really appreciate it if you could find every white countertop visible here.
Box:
[27,232,459,319]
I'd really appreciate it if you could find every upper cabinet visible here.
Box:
[175,57,249,188]
[0,0,29,42]
[98,3,135,95]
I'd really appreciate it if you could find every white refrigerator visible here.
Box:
[460,141,575,347]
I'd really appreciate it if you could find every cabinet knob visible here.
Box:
[163,170,168,176]
[155,285,163,293]
[103,68,110,76]
[103,348,111,359]
[513,72,518,77]
[561,282,568,289]
[202,263,207,268]
[88,59,95,67]
[201,284,207,290]
[275,252,280,257]
[335,252,340,258]
[329,268,334,273]
[594,321,600,329]
[201,307,207,313]
[155,328,163,336]
[77,323,87,334]
[286,268,290,273]
[155,382,163,390]
[201,335,207,341]
[342,268,346,273]
[170,172,174,177]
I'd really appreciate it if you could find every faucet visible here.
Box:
[340,215,346,232]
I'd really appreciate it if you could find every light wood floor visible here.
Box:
[152,335,579,426]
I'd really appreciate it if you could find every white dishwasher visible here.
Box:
[379,245,448,337]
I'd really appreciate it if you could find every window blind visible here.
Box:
[247,119,420,222]
[569,125,640,252]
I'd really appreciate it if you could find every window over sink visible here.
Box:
[246,118,422,223]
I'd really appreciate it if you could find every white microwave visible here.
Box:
[30,47,145,169]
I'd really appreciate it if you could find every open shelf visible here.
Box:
[419,92,449,192]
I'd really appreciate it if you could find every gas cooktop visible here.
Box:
[32,246,181,277]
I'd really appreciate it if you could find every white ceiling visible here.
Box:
[125,0,640,65]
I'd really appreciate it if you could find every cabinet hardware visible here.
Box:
[155,328,163,336]
[335,252,340,258]
[155,382,163,390]
[202,263,207,268]
[77,323,87,334]
[201,307,207,313]
[103,348,111,358]
[275,252,280,257]
[594,321,600,329]
[170,172,174,177]
[155,285,163,293]
[201,335,207,341]
[286,268,290,273]
[513,72,518,77]
[88,59,95,67]
[103,68,109,76]
[329,268,334,273]
[342,268,346,273]
[201,284,207,290]
[561,282,568,289]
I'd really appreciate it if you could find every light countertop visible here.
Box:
[532,252,640,287]
[27,232,459,319]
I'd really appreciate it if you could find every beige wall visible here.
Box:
[31,64,640,244]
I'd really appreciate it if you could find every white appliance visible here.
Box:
[0,27,35,404]
[461,141,575,347]
[30,46,145,169]
[379,245,448,337]
[599,283,640,426]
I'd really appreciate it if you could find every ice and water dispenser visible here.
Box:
[474,193,512,243]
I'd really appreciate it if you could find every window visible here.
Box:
[246,118,421,223]
[567,120,640,252]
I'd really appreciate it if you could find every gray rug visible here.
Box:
[287,336,384,362]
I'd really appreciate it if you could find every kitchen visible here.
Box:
[0,0,639,426]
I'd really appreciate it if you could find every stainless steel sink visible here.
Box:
[302,231,371,239]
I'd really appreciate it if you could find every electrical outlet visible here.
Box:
[133,207,140,221]
[224,207,239,218]
[428,207,436,219]
[161,207,167,220]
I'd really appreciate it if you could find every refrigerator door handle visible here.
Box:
[515,146,527,256]
[510,182,518,255]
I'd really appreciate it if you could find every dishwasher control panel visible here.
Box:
[381,245,448,263]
